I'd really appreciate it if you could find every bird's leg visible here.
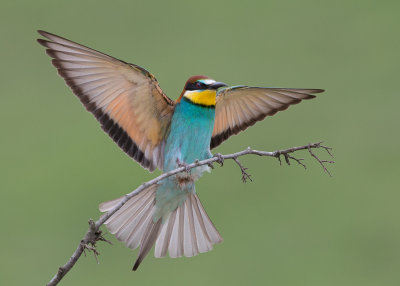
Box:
[176,158,191,174]
[199,150,215,169]
[213,153,224,167]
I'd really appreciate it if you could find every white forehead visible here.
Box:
[198,79,216,85]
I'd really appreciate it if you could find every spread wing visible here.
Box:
[37,30,175,171]
[211,86,323,149]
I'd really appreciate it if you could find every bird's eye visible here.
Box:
[195,82,203,89]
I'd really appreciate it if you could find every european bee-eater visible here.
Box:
[37,30,324,270]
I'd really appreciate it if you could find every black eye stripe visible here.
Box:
[186,81,206,91]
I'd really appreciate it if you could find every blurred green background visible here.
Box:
[1,0,399,285]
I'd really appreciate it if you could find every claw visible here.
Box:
[176,158,191,174]
[213,153,224,166]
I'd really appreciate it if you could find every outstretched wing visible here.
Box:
[211,86,323,149]
[37,30,175,171]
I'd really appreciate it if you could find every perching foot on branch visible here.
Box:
[213,153,225,166]
[176,158,191,174]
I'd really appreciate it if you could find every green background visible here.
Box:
[1,0,399,285]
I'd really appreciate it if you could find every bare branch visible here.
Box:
[46,141,333,286]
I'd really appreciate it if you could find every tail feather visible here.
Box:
[124,200,154,249]
[155,208,177,257]
[155,193,223,258]
[100,185,157,250]
[169,202,184,257]
[184,197,199,257]
[193,194,222,244]
[105,189,155,244]
[99,186,222,270]
[132,219,162,271]
[112,193,154,242]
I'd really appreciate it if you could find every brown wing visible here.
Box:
[211,86,323,149]
[37,30,174,171]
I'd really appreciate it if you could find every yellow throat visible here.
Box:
[183,90,216,107]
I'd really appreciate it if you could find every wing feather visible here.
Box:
[211,86,323,148]
[38,31,175,171]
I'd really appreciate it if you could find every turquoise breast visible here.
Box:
[163,98,215,172]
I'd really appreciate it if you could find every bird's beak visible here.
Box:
[209,81,228,90]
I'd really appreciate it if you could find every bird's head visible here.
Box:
[178,75,227,107]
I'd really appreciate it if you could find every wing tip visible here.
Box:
[311,89,325,94]
[37,29,47,37]
[293,88,325,94]
[36,38,50,48]
[37,30,56,41]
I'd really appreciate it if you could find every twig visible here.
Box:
[232,157,252,183]
[307,144,335,176]
[46,141,333,286]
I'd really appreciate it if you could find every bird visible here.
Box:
[37,30,324,270]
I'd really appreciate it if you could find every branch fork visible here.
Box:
[81,220,112,263]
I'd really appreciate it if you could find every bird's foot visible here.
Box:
[213,153,224,166]
[176,158,191,174]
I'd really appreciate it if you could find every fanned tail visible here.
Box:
[99,186,222,270]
